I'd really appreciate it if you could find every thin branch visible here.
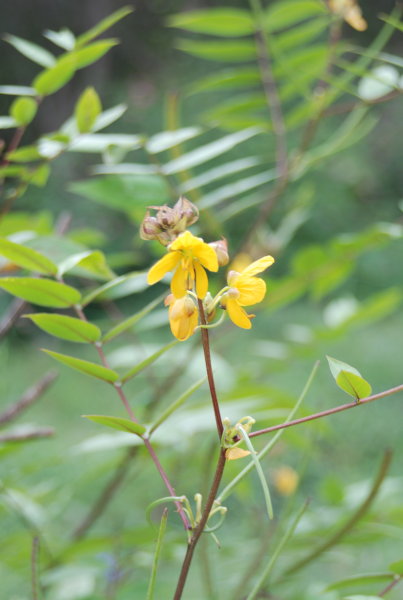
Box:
[0,297,27,340]
[0,371,58,426]
[378,575,402,597]
[72,446,138,541]
[283,449,393,577]
[198,300,223,438]
[249,384,403,439]
[0,428,54,443]
[31,536,41,600]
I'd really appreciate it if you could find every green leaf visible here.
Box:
[379,14,403,32]
[92,103,127,132]
[6,146,43,163]
[83,414,145,436]
[162,127,262,174]
[25,314,101,343]
[0,85,36,96]
[70,175,169,218]
[57,250,114,280]
[43,28,75,50]
[389,560,403,575]
[264,0,326,32]
[0,238,57,274]
[82,272,149,306]
[326,573,395,591]
[9,97,38,126]
[43,349,119,383]
[122,340,179,383]
[273,16,330,52]
[326,356,372,400]
[4,34,56,67]
[72,40,119,69]
[33,55,77,96]
[0,116,17,129]
[146,127,202,154]
[0,277,81,308]
[180,156,262,193]
[168,9,254,37]
[68,133,143,153]
[176,39,256,62]
[146,508,168,600]
[76,6,133,48]
[198,170,277,210]
[187,68,260,95]
[75,87,102,133]
[102,294,164,343]
[29,164,51,187]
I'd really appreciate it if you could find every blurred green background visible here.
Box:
[0,1,402,599]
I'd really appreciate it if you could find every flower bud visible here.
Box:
[140,197,199,245]
[167,294,199,341]
[209,238,229,266]
[140,212,162,241]
[173,196,199,229]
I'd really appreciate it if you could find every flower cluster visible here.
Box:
[142,199,274,341]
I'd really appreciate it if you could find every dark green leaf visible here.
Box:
[168,9,254,37]
[43,349,119,383]
[9,97,38,126]
[0,238,57,274]
[83,415,145,436]
[25,313,101,343]
[0,277,81,307]
[4,34,56,67]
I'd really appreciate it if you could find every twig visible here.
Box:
[31,536,41,600]
[378,575,402,597]
[282,449,393,576]
[0,298,27,340]
[197,300,223,438]
[0,371,58,426]
[249,384,403,439]
[0,428,54,443]
[72,446,138,541]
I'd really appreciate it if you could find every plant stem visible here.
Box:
[0,371,57,426]
[379,575,402,597]
[173,449,226,600]
[249,384,403,439]
[0,428,54,443]
[72,300,190,530]
[31,535,41,600]
[197,300,223,438]
[282,449,393,577]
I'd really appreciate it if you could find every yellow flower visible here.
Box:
[147,231,218,299]
[166,294,199,341]
[273,466,299,496]
[224,255,275,329]
[329,0,367,32]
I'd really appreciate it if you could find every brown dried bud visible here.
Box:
[140,197,199,245]
[172,196,199,230]
[209,238,229,267]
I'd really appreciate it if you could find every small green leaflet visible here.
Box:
[25,314,101,343]
[43,349,119,383]
[327,356,372,401]
[0,238,57,275]
[389,559,403,575]
[122,340,179,383]
[0,277,81,308]
[83,414,145,436]
[326,572,395,591]
[75,87,102,133]
[33,55,77,96]
[10,97,38,126]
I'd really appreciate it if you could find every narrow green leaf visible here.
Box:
[76,6,133,48]
[162,127,262,174]
[43,28,75,50]
[122,340,179,383]
[33,55,77,96]
[9,97,38,126]
[75,87,102,133]
[4,34,56,67]
[0,277,81,308]
[43,349,119,383]
[72,40,118,69]
[326,573,395,591]
[168,9,254,37]
[198,170,277,210]
[102,294,164,343]
[81,272,149,306]
[68,133,142,153]
[146,127,202,154]
[0,85,36,96]
[146,509,168,600]
[180,157,261,194]
[83,415,145,436]
[25,314,101,343]
[187,68,260,95]
[91,163,158,176]
[7,146,42,162]
[0,238,57,274]
[327,356,372,400]
[379,14,403,32]
[57,250,114,280]
[389,560,403,575]
[92,103,127,132]
[273,16,330,52]
[264,0,326,32]
[176,39,256,62]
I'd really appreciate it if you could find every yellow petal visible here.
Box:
[227,298,252,329]
[194,261,208,299]
[169,299,198,341]
[148,252,181,285]
[192,243,218,272]
[226,447,251,461]
[241,255,275,277]
[236,276,266,306]
[170,230,203,251]
[171,265,188,298]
